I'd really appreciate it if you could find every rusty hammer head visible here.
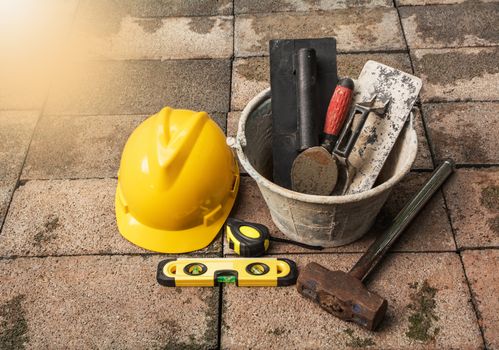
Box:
[296,262,387,331]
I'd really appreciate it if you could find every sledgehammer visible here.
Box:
[296,160,454,330]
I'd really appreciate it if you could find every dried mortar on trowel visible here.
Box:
[289,60,422,196]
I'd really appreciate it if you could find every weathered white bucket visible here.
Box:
[231,88,418,247]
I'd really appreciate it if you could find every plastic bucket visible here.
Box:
[231,88,418,247]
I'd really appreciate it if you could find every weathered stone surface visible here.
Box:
[0,66,49,110]
[0,255,219,349]
[231,57,269,111]
[0,112,39,226]
[400,3,499,49]
[0,184,13,230]
[0,179,222,257]
[235,0,392,14]
[226,174,454,255]
[412,107,433,170]
[337,52,413,79]
[227,112,240,139]
[76,0,232,18]
[231,53,413,111]
[0,112,39,183]
[397,0,497,5]
[222,253,482,349]
[443,168,499,248]
[462,249,499,350]
[234,8,405,57]
[22,115,143,180]
[423,102,499,165]
[71,16,233,60]
[45,60,231,115]
[412,47,499,102]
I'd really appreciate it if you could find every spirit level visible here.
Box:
[157,258,298,287]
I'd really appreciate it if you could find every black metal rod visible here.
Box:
[295,48,318,151]
[349,160,455,281]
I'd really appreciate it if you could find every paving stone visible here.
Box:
[227,112,240,139]
[76,0,232,18]
[443,168,499,248]
[400,3,499,49]
[412,47,499,102]
[0,179,222,257]
[412,107,433,170]
[222,253,482,349]
[70,15,233,60]
[0,112,39,226]
[45,60,231,115]
[226,174,454,255]
[21,115,144,180]
[423,102,499,165]
[397,0,497,5]
[0,255,218,349]
[337,52,413,79]
[461,249,499,349]
[231,57,269,111]
[0,65,49,110]
[234,8,405,57]
[234,0,392,14]
[0,112,39,183]
[231,53,413,112]
[0,184,13,230]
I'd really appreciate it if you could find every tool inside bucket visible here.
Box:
[271,57,421,196]
[344,61,422,195]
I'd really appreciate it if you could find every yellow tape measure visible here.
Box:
[226,218,323,257]
[226,218,270,256]
[157,258,298,287]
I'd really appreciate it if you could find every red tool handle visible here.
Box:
[322,78,354,153]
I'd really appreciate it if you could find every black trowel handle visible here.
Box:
[348,160,455,281]
[295,48,318,151]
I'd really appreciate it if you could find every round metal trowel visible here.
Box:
[291,146,339,195]
[291,78,354,195]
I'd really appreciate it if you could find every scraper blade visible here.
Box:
[345,61,422,194]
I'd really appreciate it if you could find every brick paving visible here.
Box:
[0,1,497,349]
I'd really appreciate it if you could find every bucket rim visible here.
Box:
[234,87,418,204]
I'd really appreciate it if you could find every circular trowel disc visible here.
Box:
[291,146,338,195]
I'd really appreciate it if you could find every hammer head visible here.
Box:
[296,262,387,331]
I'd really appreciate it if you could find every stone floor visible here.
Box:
[0,0,498,349]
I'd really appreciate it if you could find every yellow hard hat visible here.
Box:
[115,107,239,253]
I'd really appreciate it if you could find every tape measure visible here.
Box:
[226,218,270,256]
[157,258,298,287]
[226,218,323,257]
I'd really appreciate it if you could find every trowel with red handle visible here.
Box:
[291,78,354,195]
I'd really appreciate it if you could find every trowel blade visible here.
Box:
[345,61,422,195]
[291,146,338,196]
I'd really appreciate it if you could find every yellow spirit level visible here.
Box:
[157,258,298,287]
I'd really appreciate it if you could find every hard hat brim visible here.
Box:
[115,189,237,253]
